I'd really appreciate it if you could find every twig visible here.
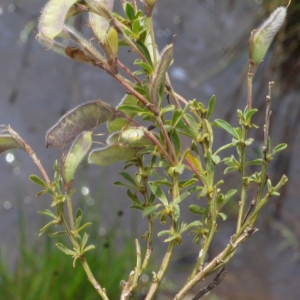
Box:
[241,196,257,226]
[118,60,143,84]
[191,267,226,300]
[5,125,51,186]
[247,60,257,110]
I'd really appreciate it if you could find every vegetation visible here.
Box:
[0,0,292,299]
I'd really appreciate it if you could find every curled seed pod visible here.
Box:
[0,134,24,154]
[63,131,92,184]
[38,0,77,40]
[88,144,140,166]
[46,100,118,148]
[65,47,96,65]
[150,44,173,104]
[63,25,106,64]
[249,6,287,66]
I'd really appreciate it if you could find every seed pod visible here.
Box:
[88,144,140,166]
[63,131,92,184]
[249,6,287,66]
[38,0,77,40]
[107,127,152,147]
[46,100,117,148]
[65,47,96,65]
[85,0,114,20]
[0,134,23,154]
[150,44,173,104]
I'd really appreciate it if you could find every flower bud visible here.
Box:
[249,6,287,66]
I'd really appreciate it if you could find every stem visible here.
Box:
[156,115,177,163]
[113,73,150,107]
[247,60,257,110]
[66,193,75,231]
[117,60,143,84]
[252,82,273,225]
[188,190,218,280]
[80,256,109,300]
[5,126,51,185]
[145,172,180,300]
[144,241,176,300]
[140,216,154,273]
[175,224,257,300]
[236,126,248,232]
[58,204,108,299]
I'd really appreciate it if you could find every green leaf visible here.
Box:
[149,182,168,206]
[119,172,137,187]
[118,105,145,114]
[246,159,263,165]
[163,234,179,243]
[245,108,258,122]
[142,204,162,217]
[157,230,171,237]
[48,231,67,237]
[171,110,183,127]
[125,2,135,21]
[207,95,216,120]
[127,189,141,204]
[213,119,239,139]
[181,220,202,233]
[171,202,180,222]
[174,191,190,204]
[136,41,152,65]
[134,60,153,74]
[179,178,198,188]
[272,143,287,154]
[81,233,88,251]
[218,212,227,221]
[38,209,57,219]
[39,220,57,235]
[77,222,92,233]
[224,166,238,174]
[132,19,141,35]
[29,175,48,188]
[83,244,95,253]
[170,130,181,158]
[189,204,206,215]
[55,243,76,256]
